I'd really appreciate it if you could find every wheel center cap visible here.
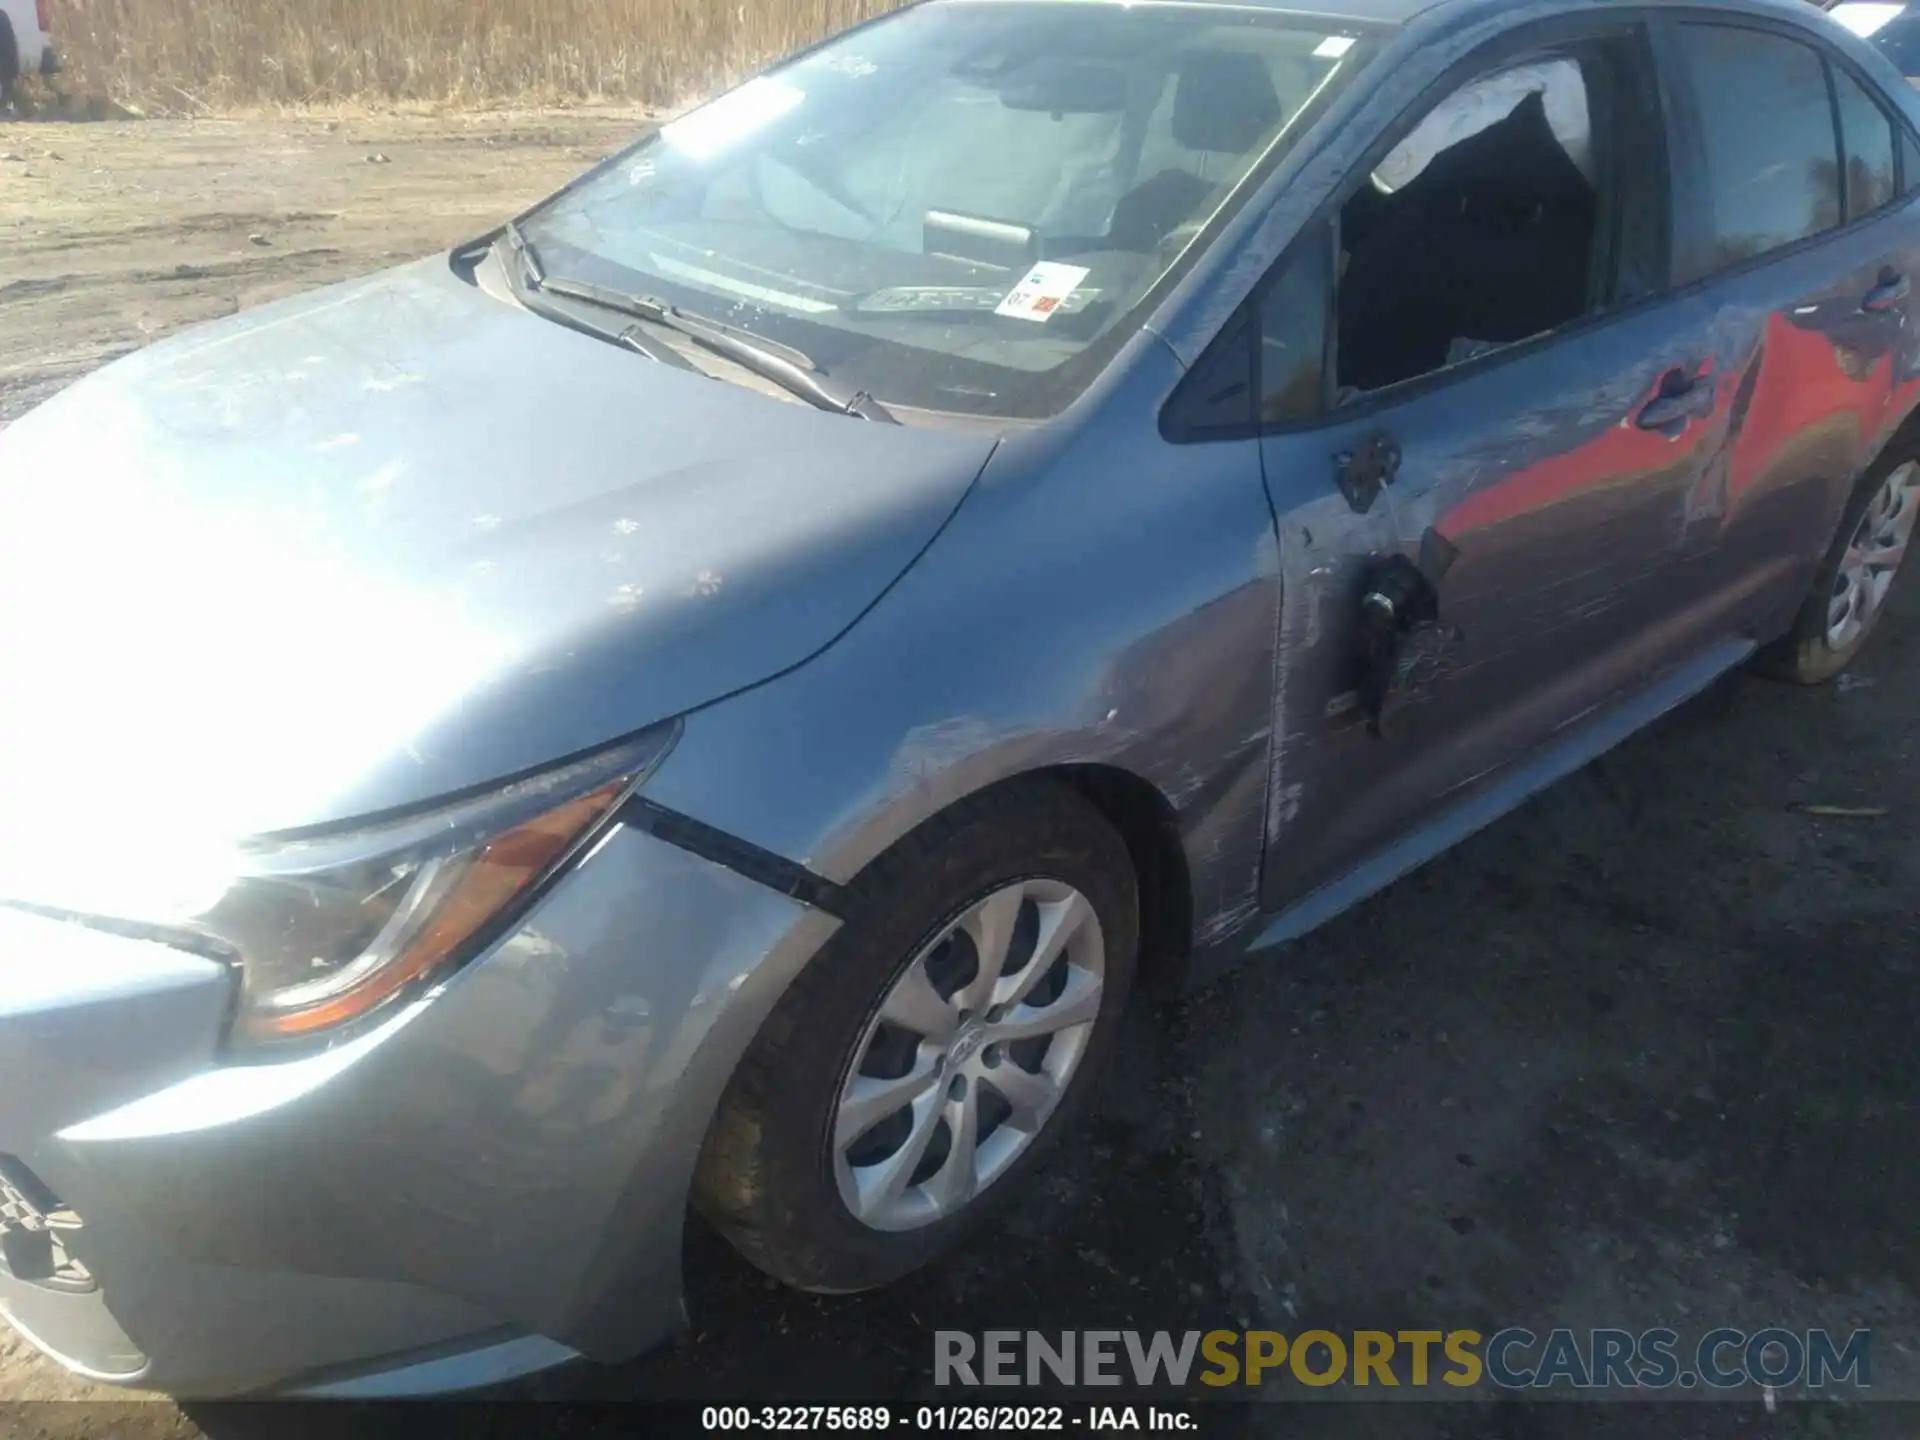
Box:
[949,1024,988,1068]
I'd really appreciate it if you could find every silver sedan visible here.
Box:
[1,0,1915,1397]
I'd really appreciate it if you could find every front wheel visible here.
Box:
[1758,454,1918,684]
[694,779,1138,1294]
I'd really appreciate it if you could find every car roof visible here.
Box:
[944,0,1434,25]
[1126,0,1842,28]
[1229,0,1435,22]
[969,0,1920,88]
[1138,0,1429,23]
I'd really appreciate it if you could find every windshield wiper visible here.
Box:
[499,218,546,289]
[537,275,898,424]
[493,222,695,372]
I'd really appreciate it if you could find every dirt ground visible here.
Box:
[1,111,1917,1439]
[0,108,655,423]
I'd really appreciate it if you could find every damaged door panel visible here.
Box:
[1352,529,1459,736]
[1257,297,1731,910]
[1248,17,1747,913]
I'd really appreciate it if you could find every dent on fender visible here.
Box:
[643,340,1288,976]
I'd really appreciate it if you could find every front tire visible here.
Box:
[1757,453,1918,684]
[694,779,1139,1294]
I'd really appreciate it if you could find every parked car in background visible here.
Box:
[0,0,57,111]
[1829,1,1920,79]
[0,0,1917,1403]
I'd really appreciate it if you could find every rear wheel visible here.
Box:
[694,779,1138,1293]
[1758,454,1918,684]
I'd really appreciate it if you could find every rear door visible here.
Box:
[1657,15,1918,643]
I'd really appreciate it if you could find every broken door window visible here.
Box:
[1370,60,1593,195]
[1333,38,1663,395]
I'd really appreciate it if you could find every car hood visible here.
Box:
[0,256,994,886]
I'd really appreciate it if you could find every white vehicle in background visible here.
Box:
[1828,1,1920,81]
[0,0,58,113]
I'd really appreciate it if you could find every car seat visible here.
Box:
[1337,90,1597,392]
[1105,48,1283,253]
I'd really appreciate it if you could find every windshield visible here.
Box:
[518,1,1376,419]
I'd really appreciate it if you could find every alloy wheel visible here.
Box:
[1828,460,1919,650]
[831,878,1106,1233]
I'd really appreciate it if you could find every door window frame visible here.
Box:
[1829,50,1907,222]
[1161,11,1679,444]
[1657,9,1920,294]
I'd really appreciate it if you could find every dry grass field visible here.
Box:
[41,0,898,112]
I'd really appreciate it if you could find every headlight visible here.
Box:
[19,726,677,1051]
[214,725,677,1047]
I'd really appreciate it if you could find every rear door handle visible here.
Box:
[1862,272,1911,313]
[1635,368,1717,435]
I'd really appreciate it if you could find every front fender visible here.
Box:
[644,330,1285,971]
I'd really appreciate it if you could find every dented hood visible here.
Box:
[0,256,993,866]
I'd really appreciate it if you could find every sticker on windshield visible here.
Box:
[995,263,1090,323]
[859,285,1102,316]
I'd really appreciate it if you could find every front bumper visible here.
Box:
[0,821,838,1397]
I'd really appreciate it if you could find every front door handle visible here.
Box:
[1862,271,1911,313]
[1635,368,1717,436]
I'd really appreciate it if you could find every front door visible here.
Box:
[1245,18,1740,914]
